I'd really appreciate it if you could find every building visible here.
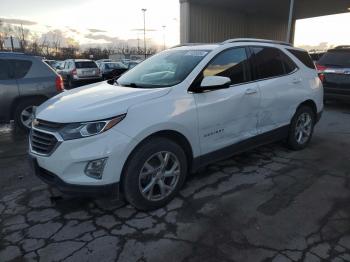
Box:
[180,0,350,44]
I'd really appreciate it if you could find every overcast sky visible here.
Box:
[0,0,349,48]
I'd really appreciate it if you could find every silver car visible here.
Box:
[57,59,102,89]
[0,52,64,130]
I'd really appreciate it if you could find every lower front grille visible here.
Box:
[30,129,59,156]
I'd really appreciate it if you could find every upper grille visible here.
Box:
[30,129,59,156]
[33,119,64,132]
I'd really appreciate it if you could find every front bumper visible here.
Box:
[29,126,137,196]
[324,87,350,101]
[30,157,119,197]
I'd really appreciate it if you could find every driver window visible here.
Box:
[203,48,250,85]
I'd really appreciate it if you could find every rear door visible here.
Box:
[249,46,301,134]
[0,59,19,121]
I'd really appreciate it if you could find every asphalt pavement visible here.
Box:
[0,102,350,262]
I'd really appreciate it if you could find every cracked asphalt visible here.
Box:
[1,102,350,262]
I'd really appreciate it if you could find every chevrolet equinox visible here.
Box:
[29,39,324,210]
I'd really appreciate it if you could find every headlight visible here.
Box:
[59,114,126,140]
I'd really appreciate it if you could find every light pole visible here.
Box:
[141,8,147,59]
[162,25,166,50]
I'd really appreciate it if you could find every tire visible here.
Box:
[14,98,43,131]
[67,78,75,89]
[122,137,188,211]
[287,106,316,150]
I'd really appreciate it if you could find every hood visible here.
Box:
[36,82,170,123]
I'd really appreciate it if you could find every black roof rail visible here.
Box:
[221,38,293,47]
[334,45,350,49]
[0,51,25,55]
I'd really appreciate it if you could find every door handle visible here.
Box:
[245,88,258,95]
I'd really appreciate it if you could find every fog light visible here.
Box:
[85,158,107,179]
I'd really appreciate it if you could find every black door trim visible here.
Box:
[191,125,289,172]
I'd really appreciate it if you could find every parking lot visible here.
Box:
[0,102,349,262]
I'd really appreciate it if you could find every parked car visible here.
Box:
[29,39,323,210]
[316,46,350,101]
[309,51,325,62]
[58,59,102,89]
[95,59,112,67]
[99,62,128,80]
[127,60,141,69]
[43,59,57,69]
[0,52,64,130]
[53,60,64,70]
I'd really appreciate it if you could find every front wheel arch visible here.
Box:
[119,130,194,194]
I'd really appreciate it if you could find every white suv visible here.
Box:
[29,39,323,210]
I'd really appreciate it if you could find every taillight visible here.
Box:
[319,73,325,83]
[316,64,327,72]
[71,69,77,75]
[315,64,327,83]
[96,68,101,76]
[55,75,64,92]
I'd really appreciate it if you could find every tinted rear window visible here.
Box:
[288,49,315,69]
[251,47,297,80]
[75,61,97,68]
[9,60,32,79]
[318,50,350,67]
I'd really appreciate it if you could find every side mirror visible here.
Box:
[199,76,231,91]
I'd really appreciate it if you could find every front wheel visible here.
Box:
[14,98,43,131]
[122,137,188,211]
[287,106,316,150]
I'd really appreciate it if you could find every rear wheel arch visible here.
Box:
[296,100,317,118]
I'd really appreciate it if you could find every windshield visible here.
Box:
[318,50,350,67]
[117,49,209,88]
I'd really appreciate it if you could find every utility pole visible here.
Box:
[162,25,166,50]
[10,36,14,52]
[141,8,147,59]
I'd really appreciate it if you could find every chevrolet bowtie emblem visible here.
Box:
[32,119,39,127]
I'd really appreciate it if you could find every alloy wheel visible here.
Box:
[20,106,35,128]
[138,151,181,201]
[295,112,313,145]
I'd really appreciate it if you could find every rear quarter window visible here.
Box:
[0,59,10,80]
[287,49,315,69]
[10,59,33,79]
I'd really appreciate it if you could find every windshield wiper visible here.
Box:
[120,82,144,88]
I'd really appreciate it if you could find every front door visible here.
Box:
[194,47,261,156]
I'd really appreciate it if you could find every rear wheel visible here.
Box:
[14,98,43,131]
[122,137,188,211]
[287,106,316,150]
